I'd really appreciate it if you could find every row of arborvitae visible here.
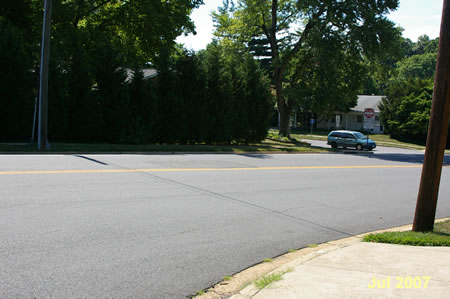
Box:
[1,29,274,144]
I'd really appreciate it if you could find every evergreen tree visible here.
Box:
[0,22,35,141]
[242,54,273,142]
[176,53,209,143]
[93,39,130,143]
[204,43,235,144]
[125,69,159,144]
[156,48,186,143]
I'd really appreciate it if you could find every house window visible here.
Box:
[357,115,363,123]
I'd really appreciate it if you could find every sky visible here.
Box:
[176,0,444,51]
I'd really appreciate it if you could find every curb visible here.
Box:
[0,150,330,155]
[197,218,450,299]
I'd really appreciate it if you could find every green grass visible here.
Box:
[365,134,426,150]
[253,269,293,290]
[223,275,232,281]
[0,139,328,154]
[363,220,450,246]
[263,258,273,263]
[307,243,319,248]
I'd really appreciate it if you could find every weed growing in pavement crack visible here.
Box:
[195,289,205,296]
[254,268,293,289]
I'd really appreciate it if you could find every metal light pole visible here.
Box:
[38,0,53,151]
[413,0,450,232]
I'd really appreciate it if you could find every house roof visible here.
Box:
[125,68,158,82]
[352,95,383,113]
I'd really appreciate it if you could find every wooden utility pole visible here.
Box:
[413,0,450,232]
[38,0,53,151]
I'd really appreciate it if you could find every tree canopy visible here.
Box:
[380,78,434,142]
[213,0,403,136]
[1,0,444,146]
[0,1,274,144]
[0,0,200,142]
[378,35,448,146]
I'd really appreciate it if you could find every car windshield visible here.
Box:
[353,132,366,139]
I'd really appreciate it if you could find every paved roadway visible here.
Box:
[0,147,449,298]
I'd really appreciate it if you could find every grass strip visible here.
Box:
[0,139,328,154]
[363,220,450,246]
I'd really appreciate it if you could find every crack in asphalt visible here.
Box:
[100,158,354,237]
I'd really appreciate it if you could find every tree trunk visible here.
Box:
[274,77,291,137]
[279,108,291,137]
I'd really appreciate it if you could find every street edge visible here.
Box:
[196,217,450,299]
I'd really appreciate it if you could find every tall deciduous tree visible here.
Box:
[379,79,434,143]
[214,0,402,136]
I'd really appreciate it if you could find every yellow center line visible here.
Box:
[0,165,427,175]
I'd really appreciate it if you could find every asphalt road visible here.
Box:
[0,149,449,298]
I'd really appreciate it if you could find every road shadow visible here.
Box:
[75,155,109,165]
[237,153,274,159]
[345,152,450,165]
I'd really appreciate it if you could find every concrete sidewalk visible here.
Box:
[231,237,450,299]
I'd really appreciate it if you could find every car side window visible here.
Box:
[330,132,341,138]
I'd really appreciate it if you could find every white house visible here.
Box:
[315,95,384,133]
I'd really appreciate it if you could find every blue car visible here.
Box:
[327,130,376,150]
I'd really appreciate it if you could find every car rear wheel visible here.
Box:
[330,142,337,149]
[356,144,363,151]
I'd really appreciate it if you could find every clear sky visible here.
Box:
[176,0,444,51]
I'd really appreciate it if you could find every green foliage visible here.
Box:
[0,0,291,145]
[213,0,402,136]
[0,21,35,141]
[380,79,433,143]
[287,30,363,117]
[201,43,274,144]
[242,55,274,142]
[124,69,158,144]
[3,30,272,145]
[204,43,235,143]
[361,34,439,95]
[377,35,449,146]
[94,41,130,143]
[156,48,186,144]
[410,35,439,56]
[176,53,209,143]
[396,52,437,80]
